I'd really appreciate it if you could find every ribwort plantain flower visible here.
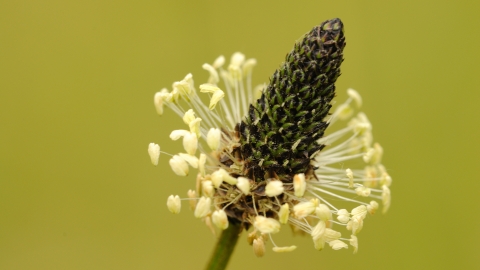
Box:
[149,18,392,257]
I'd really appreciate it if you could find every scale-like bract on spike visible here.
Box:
[237,18,346,182]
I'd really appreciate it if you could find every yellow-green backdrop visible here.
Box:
[1,1,479,269]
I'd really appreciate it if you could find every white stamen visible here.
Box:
[198,153,206,176]
[337,209,350,223]
[212,55,225,69]
[382,185,391,213]
[188,118,202,138]
[167,195,181,214]
[316,204,332,221]
[202,63,220,84]
[272,246,297,253]
[153,89,168,115]
[169,155,189,176]
[346,168,354,188]
[212,210,229,230]
[182,132,198,155]
[254,216,281,234]
[148,143,161,166]
[207,128,221,151]
[170,129,189,141]
[202,180,214,198]
[355,186,371,197]
[350,235,358,254]
[187,189,196,210]
[265,180,284,197]
[367,200,379,215]
[236,177,251,195]
[278,203,290,224]
[194,197,211,218]
[329,240,348,250]
[347,88,362,107]
[293,173,306,197]
[183,109,196,125]
[209,90,225,110]
[178,153,199,168]
[293,199,319,218]
[252,237,265,257]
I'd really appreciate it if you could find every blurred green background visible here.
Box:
[1,0,479,269]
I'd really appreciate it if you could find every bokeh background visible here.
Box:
[1,0,479,269]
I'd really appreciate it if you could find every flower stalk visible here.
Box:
[205,220,242,270]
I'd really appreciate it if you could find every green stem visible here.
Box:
[204,221,242,270]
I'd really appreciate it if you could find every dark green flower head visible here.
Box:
[238,18,346,182]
